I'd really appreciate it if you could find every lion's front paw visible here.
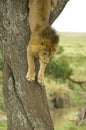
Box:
[26,71,35,82]
[38,76,45,86]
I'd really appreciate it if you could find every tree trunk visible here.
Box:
[76,102,86,125]
[0,0,69,130]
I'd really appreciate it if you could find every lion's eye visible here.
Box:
[41,42,44,45]
[43,53,47,55]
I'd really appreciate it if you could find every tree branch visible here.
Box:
[67,77,86,90]
[49,0,70,24]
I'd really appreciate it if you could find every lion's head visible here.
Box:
[38,26,59,63]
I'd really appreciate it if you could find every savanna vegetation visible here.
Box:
[0,32,86,130]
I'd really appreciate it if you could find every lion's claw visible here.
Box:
[38,77,45,86]
[26,72,35,82]
[27,78,35,82]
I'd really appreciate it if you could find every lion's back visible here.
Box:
[29,0,51,32]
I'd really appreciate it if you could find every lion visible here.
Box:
[26,0,59,86]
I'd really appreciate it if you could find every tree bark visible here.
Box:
[76,102,86,125]
[0,0,4,50]
[67,77,86,90]
[0,0,69,130]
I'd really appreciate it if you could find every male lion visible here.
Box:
[26,0,59,86]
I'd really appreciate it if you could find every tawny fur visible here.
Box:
[26,0,59,86]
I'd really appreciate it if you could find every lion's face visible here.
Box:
[38,39,58,64]
[39,50,50,64]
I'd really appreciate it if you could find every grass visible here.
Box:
[0,71,6,130]
[0,120,7,130]
[59,32,86,81]
[55,121,86,130]
[0,71,2,86]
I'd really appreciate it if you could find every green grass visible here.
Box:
[70,92,85,105]
[59,32,86,81]
[0,72,6,130]
[0,71,4,113]
[55,121,86,130]
[0,51,2,71]
[0,71,2,86]
[0,120,7,130]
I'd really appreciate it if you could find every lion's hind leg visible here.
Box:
[28,0,33,8]
[51,0,57,11]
